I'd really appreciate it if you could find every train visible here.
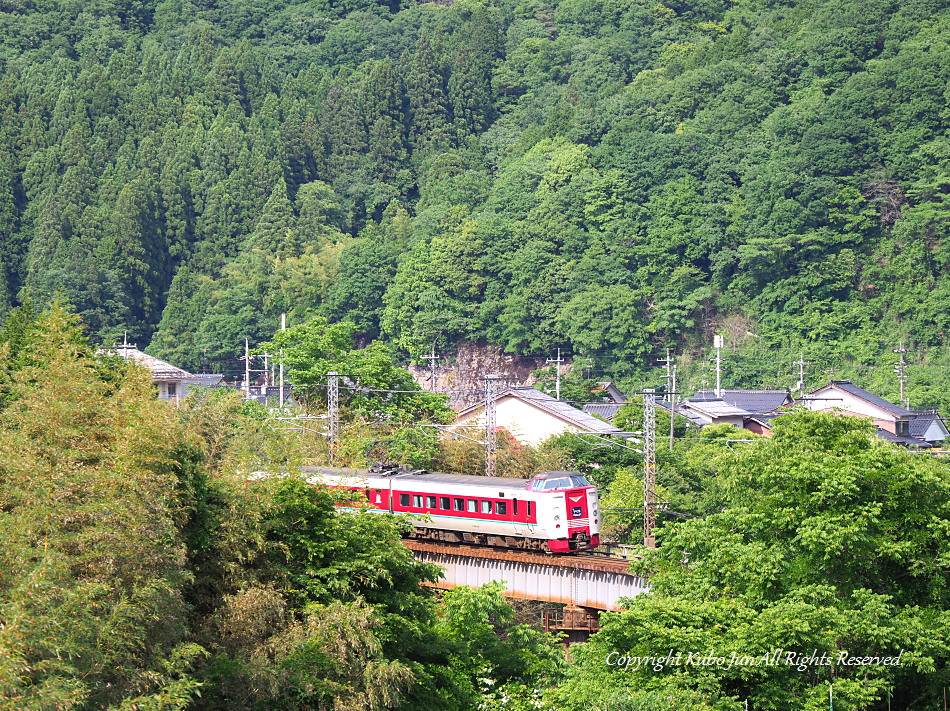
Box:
[302,465,601,553]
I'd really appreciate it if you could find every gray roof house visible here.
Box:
[800,380,932,448]
[108,344,193,402]
[454,386,625,446]
[677,399,750,428]
[690,389,794,414]
[909,410,949,447]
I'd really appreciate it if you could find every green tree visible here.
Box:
[405,33,449,152]
[258,316,453,423]
[0,304,202,709]
[248,177,297,255]
[551,411,950,710]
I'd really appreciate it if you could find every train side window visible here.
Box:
[413,494,423,508]
[513,499,518,515]
[481,500,492,514]
[426,495,437,509]
[467,499,477,513]
[496,501,507,515]
[527,501,533,518]
[400,494,409,507]
[440,497,450,509]
[454,498,465,511]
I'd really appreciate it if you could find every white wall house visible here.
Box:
[799,380,940,448]
[800,380,914,435]
[453,387,624,447]
[107,344,194,403]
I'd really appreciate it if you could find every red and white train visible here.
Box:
[303,466,601,553]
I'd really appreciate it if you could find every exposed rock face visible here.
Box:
[407,342,568,409]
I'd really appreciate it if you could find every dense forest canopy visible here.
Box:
[1,0,950,403]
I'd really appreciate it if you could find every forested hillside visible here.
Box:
[2,0,950,403]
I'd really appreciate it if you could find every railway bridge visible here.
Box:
[403,541,649,644]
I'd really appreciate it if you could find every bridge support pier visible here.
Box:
[402,540,649,647]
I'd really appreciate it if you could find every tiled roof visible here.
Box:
[681,399,750,418]
[507,387,623,436]
[810,380,913,417]
[582,403,624,420]
[875,427,933,448]
[106,345,193,380]
[690,389,791,413]
[804,380,914,418]
[184,374,225,387]
[594,382,629,403]
[909,410,948,439]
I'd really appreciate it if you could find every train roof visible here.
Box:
[301,466,549,491]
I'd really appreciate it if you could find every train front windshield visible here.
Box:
[534,475,591,491]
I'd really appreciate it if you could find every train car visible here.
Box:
[302,466,601,553]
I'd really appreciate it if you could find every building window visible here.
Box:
[167,383,177,398]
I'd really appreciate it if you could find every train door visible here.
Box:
[512,497,537,537]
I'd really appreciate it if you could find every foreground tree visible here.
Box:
[0,305,201,709]
[551,411,950,710]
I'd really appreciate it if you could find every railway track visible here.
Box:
[401,540,637,576]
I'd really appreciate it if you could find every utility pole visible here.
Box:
[546,348,564,400]
[279,313,286,408]
[669,365,677,451]
[327,371,339,465]
[484,374,502,477]
[792,352,810,396]
[714,334,724,398]
[659,349,673,391]
[893,342,909,409]
[422,341,439,391]
[244,338,251,397]
[643,388,657,548]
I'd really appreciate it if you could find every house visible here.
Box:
[800,380,932,448]
[593,382,628,404]
[909,410,948,447]
[108,344,193,402]
[684,389,793,436]
[677,399,750,428]
[453,386,625,446]
[690,389,793,413]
